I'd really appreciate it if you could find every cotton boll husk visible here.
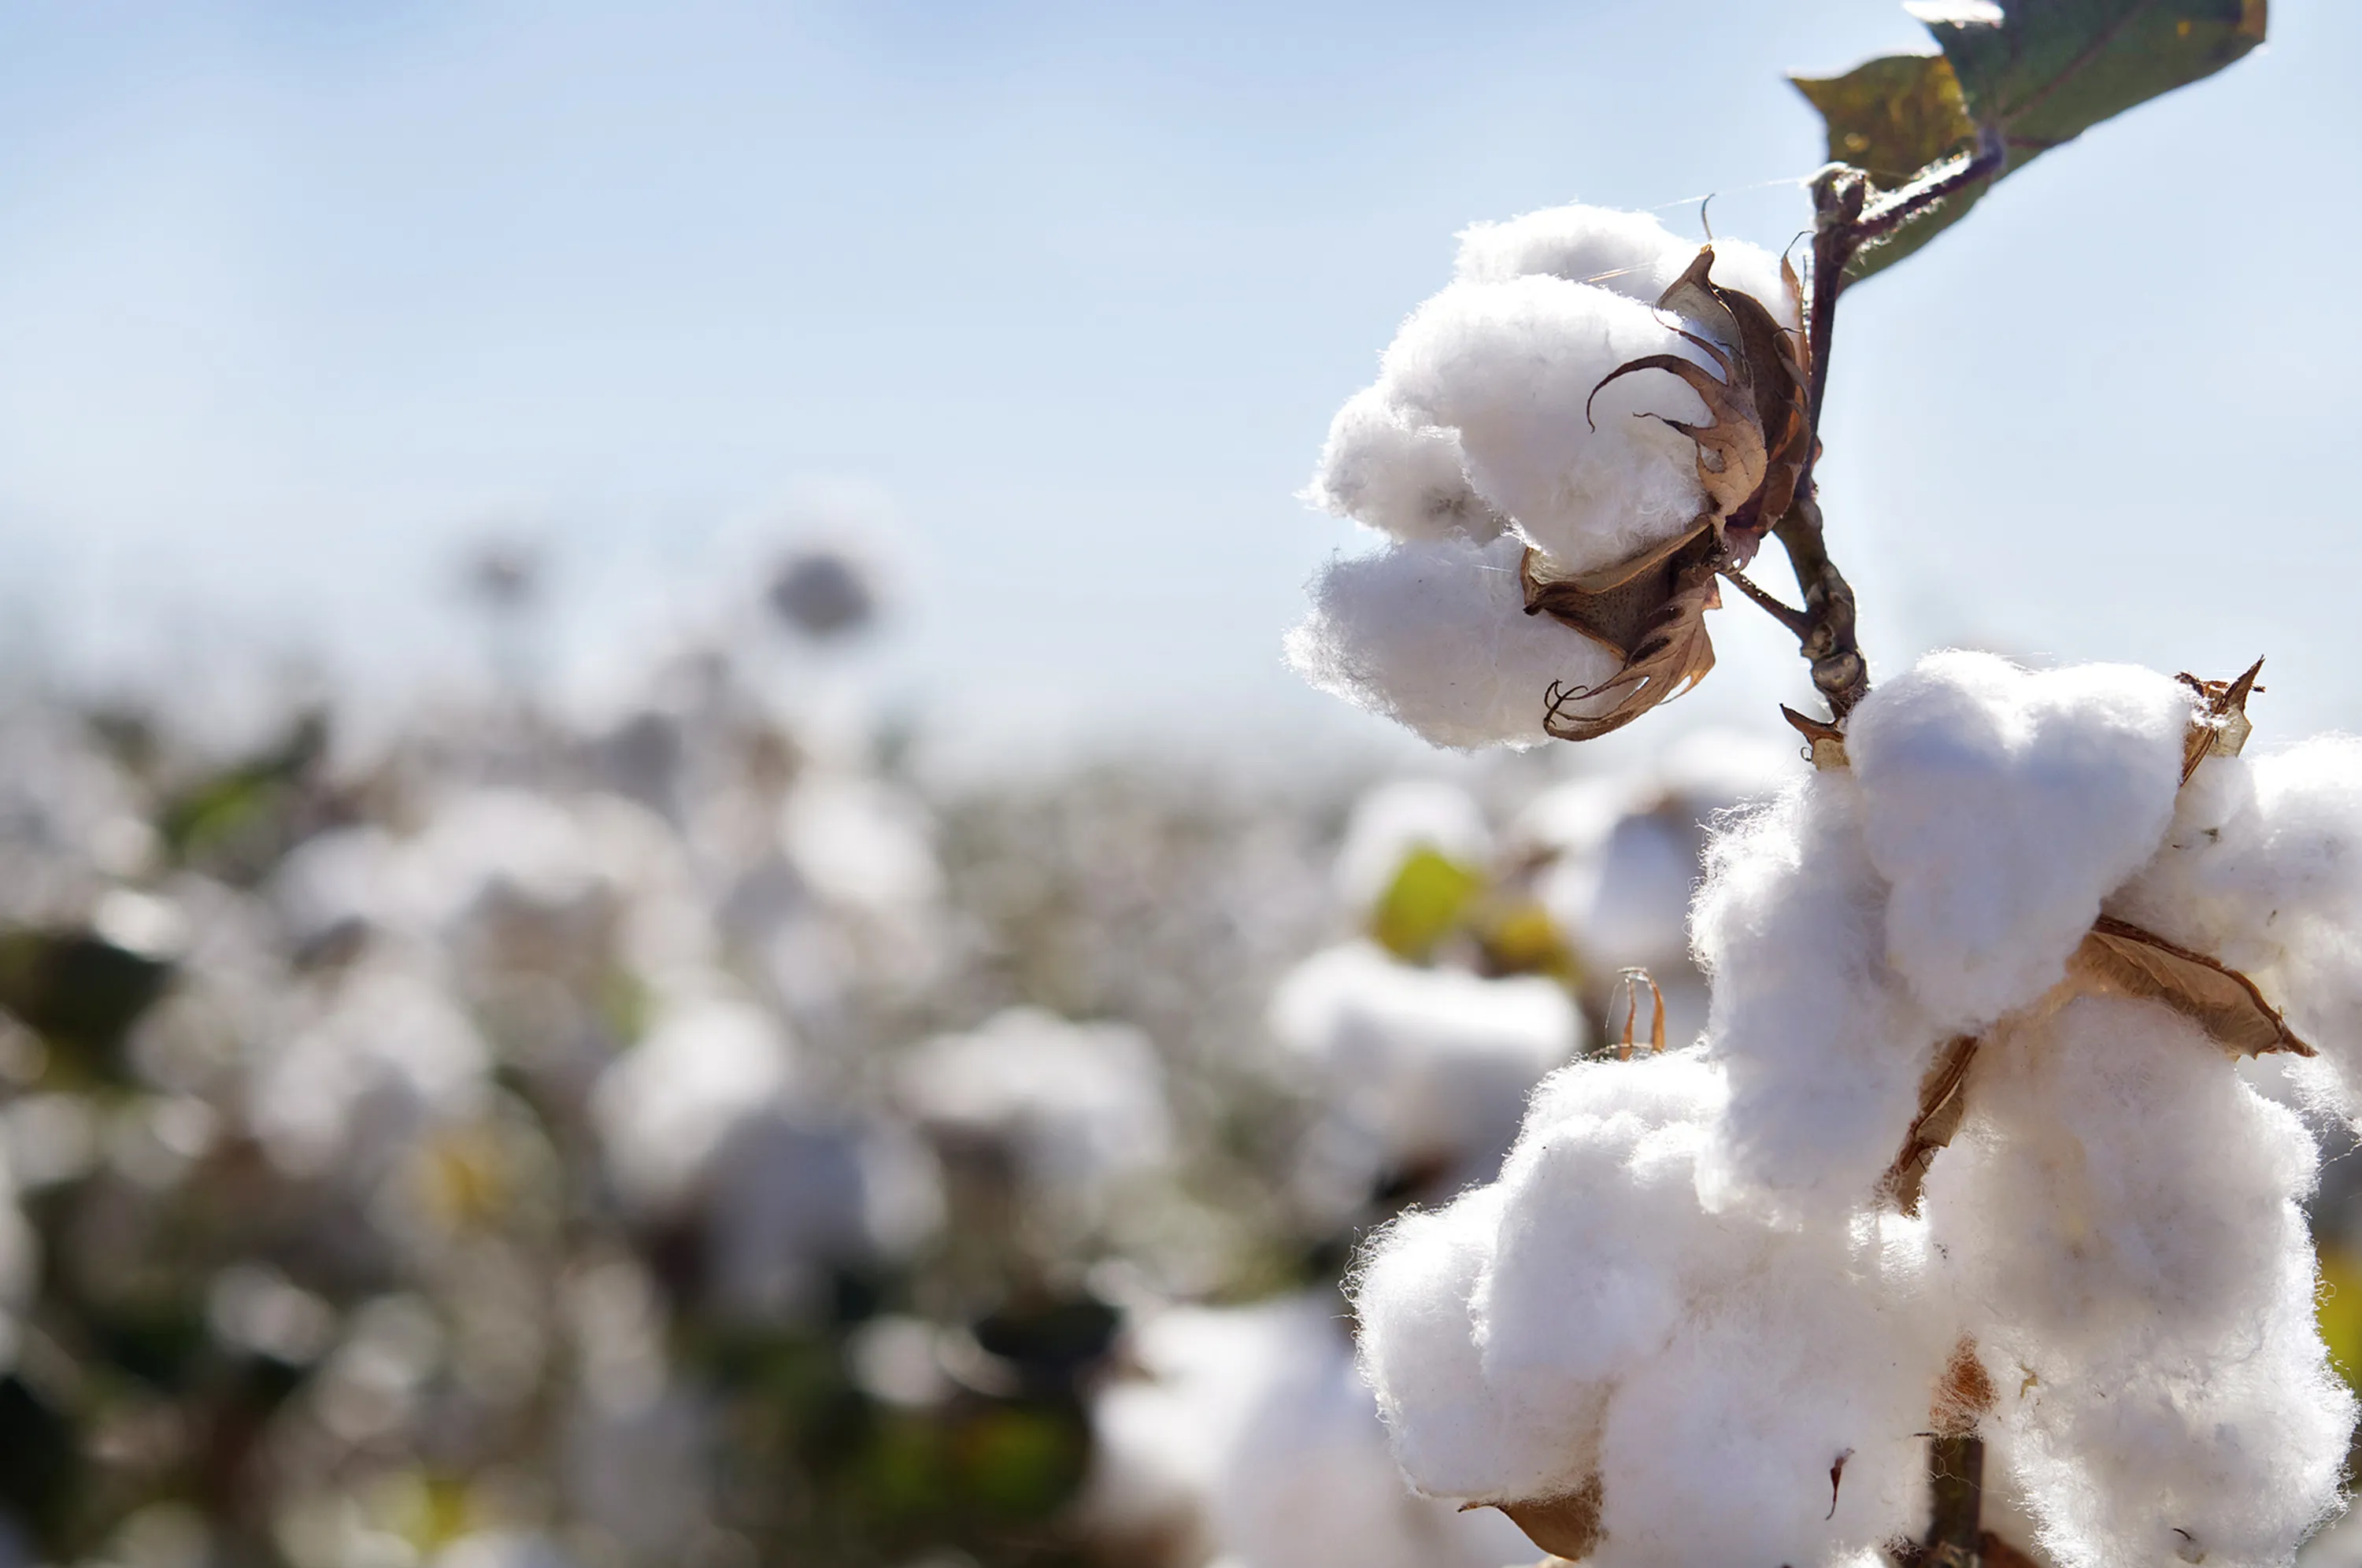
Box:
[1350,1185,1524,1500]
[1333,778,1493,914]
[1268,942,1577,1179]
[1846,653,2191,1030]
[1454,204,1800,331]
[1691,773,1949,1217]
[1592,1220,1946,1568]
[1466,1052,1729,1499]
[1925,996,2349,1567]
[1379,276,1716,578]
[1285,533,1623,749]
[1306,386,1506,545]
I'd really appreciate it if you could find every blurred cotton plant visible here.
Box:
[1278,6,2362,1567]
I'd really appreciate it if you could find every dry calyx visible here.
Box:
[1524,247,1815,741]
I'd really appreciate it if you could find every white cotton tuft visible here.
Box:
[1379,276,1712,578]
[1284,533,1622,749]
[1270,941,1577,1182]
[1690,775,1948,1217]
[1306,385,1506,545]
[1453,204,1801,333]
[1350,1185,1523,1500]
[1926,996,2349,1568]
[591,997,800,1212]
[1465,1052,1730,1500]
[1846,651,2191,1030]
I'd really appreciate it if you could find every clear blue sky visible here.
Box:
[3,0,2356,767]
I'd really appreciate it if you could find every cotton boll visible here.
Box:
[1380,276,1714,577]
[1592,1230,1941,1568]
[1539,805,1696,973]
[1691,775,1949,1217]
[897,1008,1171,1207]
[1847,652,2192,1030]
[1926,997,2349,1568]
[1269,942,1577,1182]
[1332,778,1492,914]
[1306,386,1506,545]
[1468,1052,1730,1499]
[1454,204,1801,332]
[591,997,800,1212]
[250,964,491,1182]
[1210,1295,1536,1568]
[1285,533,1623,750]
[1351,1185,1522,1500]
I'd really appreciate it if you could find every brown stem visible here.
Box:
[1923,1436,1986,1568]
[1770,491,1868,718]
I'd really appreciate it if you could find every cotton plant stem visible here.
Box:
[1771,131,2007,723]
[1919,1434,1988,1568]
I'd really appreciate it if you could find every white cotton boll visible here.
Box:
[1269,942,1577,1178]
[1333,778,1493,914]
[1926,996,2350,1568]
[1306,385,1507,545]
[1210,1294,1538,1568]
[897,1008,1171,1203]
[1592,1230,1941,1568]
[701,1116,940,1324]
[251,965,491,1182]
[1691,775,1948,1217]
[1285,533,1623,750]
[779,771,942,923]
[1847,652,2192,1030]
[591,997,800,1212]
[270,826,405,951]
[1539,806,1696,973]
[1351,1185,1523,1500]
[1928,995,2316,1359]
[1469,1052,1730,1500]
[1380,276,1713,577]
[1454,204,1801,332]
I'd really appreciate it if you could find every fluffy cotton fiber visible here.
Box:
[1332,646,2358,1566]
[1284,532,1623,749]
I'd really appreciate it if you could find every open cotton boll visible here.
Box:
[1454,204,1801,332]
[1306,386,1506,545]
[897,1008,1171,1204]
[1332,778,1493,914]
[1379,276,1714,578]
[1592,1226,1942,1568]
[591,997,800,1212]
[250,963,491,1182]
[1846,652,2191,1030]
[1691,775,1948,1217]
[1351,1184,1521,1500]
[1468,1052,1730,1500]
[1209,1293,1538,1568]
[1268,942,1577,1179]
[1924,996,2349,1568]
[1285,533,1623,749]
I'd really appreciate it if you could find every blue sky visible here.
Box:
[2,0,2356,768]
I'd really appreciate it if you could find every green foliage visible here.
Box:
[0,927,172,1078]
[1795,0,2268,279]
[1368,847,1484,963]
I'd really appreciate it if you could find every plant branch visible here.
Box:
[1772,130,2007,723]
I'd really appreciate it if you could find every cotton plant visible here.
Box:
[1286,7,2352,1566]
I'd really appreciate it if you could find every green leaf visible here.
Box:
[1916,0,2267,172]
[1368,845,1484,963]
[1790,53,1987,279]
[1794,0,2267,280]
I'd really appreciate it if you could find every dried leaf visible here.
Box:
[1827,1448,1856,1521]
[1781,704,1850,771]
[1520,521,1711,660]
[2176,656,2263,783]
[2068,915,2312,1057]
[1541,548,1721,743]
[1931,1337,1997,1437]
[1609,967,1668,1060]
[1488,1477,1603,1561]
[1879,1034,1981,1215]
[1587,339,1768,527]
